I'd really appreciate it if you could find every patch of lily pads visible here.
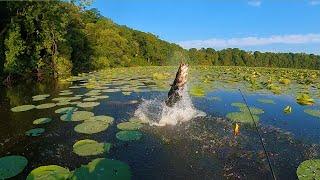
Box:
[26,165,70,180]
[0,155,28,179]
[77,102,100,108]
[73,139,111,156]
[71,158,131,180]
[36,103,56,109]
[89,115,114,124]
[55,107,78,114]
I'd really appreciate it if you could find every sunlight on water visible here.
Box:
[135,85,206,126]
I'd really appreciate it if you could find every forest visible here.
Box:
[0,0,319,85]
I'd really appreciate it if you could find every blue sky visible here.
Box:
[90,0,320,54]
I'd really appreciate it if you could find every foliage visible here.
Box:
[26,165,70,180]
[0,155,28,179]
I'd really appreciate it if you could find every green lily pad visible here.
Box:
[74,121,109,134]
[257,99,275,104]
[59,92,73,96]
[71,158,131,180]
[32,94,50,99]
[117,122,143,131]
[25,128,45,136]
[116,131,142,141]
[304,109,320,118]
[231,102,247,108]
[297,159,320,180]
[73,139,111,156]
[83,97,99,102]
[284,106,292,114]
[11,105,35,112]
[33,118,52,125]
[36,103,56,109]
[55,107,78,114]
[26,165,70,180]
[60,111,94,121]
[226,112,259,124]
[0,155,28,179]
[129,117,148,124]
[89,116,114,124]
[122,91,132,96]
[77,102,100,108]
[239,106,264,115]
[296,94,315,105]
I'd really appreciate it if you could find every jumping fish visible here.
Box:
[165,63,188,107]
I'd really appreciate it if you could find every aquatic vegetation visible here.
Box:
[74,121,109,134]
[279,78,291,85]
[231,102,246,108]
[73,139,111,156]
[257,99,275,104]
[189,86,206,97]
[33,118,52,125]
[304,109,320,118]
[0,155,28,179]
[129,117,149,124]
[25,128,45,136]
[26,165,70,180]
[152,72,170,80]
[117,122,143,131]
[226,112,259,124]
[89,115,114,124]
[60,111,94,121]
[55,107,77,114]
[77,102,100,108]
[116,131,142,141]
[32,94,50,101]
[296,159,320,180]
[284,106,293,114]
[59,92,73,96]
[296,94,315,105]
[71,158,131,180]
[83,97,98,101]
[11,105,35,112]
[239,106,264,115]
[35,103,56,109]
[122,91,132,96]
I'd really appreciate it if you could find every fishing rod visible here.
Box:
[238,89,277,180]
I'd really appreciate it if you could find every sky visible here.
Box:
[90,0,320,54]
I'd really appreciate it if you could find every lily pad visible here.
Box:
[11,105,35,112]
[239,106,264,115]
[117,122,143,131]
[77,102,100,108]
[60,111,94,121]
[257,99,275,104]
[231,102,246,108]
[129,117,148,124]
[189,86,206,97]
[26,165,70,180]
[33,118,52,125]
[304,109,320,118]
[83,97,99,102]
[296,94,315,106]
[25,128,45,136]
[226,112,259,124]
[36,103,56,109]
[296,159,320,180]
[71,158,131,180]
[55,107,78,114]
[74,121,109,134]
[0,155,28,179]
[32,94,50,99]
[59,92,73,96]
[116,131,142,141]
[89,115,114,124]
[73,139,111,156]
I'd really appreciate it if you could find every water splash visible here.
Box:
[134,86,206,126]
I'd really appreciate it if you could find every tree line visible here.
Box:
[0,0,319,85]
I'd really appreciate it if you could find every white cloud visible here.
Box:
[310,0,320,5]
[178,34,320,49]
[248,0,262,7]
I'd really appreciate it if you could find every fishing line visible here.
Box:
[238,89,277,180]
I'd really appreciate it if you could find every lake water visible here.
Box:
[0,66,320,179]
